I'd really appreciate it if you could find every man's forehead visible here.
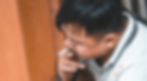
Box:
[61,23,90,43]
[61,23,85,35]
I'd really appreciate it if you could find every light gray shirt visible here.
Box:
[87,12,147,81]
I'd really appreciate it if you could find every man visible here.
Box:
[56,0,147,81]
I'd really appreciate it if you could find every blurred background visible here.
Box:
[0,0,146,81]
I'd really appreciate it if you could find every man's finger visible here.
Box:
[58,48,74,59]
[64,60,86,70]
[62,65,77,73]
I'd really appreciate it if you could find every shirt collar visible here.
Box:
[102,12,137,69]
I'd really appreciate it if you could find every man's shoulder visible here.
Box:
[136,17,147,29]
[117,17,147,67]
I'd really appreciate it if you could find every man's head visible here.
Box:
[56,0,126,59]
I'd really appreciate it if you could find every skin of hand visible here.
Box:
[58,48,86,81]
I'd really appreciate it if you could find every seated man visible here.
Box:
[56,0,147,81]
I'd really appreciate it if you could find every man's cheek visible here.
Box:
[77,49,90,58]
[76,47,86,54]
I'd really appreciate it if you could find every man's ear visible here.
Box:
[103,33,118,49]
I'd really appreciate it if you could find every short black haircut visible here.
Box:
[56,0,126,35]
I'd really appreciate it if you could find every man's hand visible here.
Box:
[57,48,86,81]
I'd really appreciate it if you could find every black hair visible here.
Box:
[56,0,126,35]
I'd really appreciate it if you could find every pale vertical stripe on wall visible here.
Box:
[138,0,147,20]
[123,0,147,20]
[123,0,133,12]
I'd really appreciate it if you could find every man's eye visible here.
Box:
[75,42,83,45]
[63,34,67,38]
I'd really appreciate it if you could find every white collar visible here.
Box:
[102,12,137,69]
